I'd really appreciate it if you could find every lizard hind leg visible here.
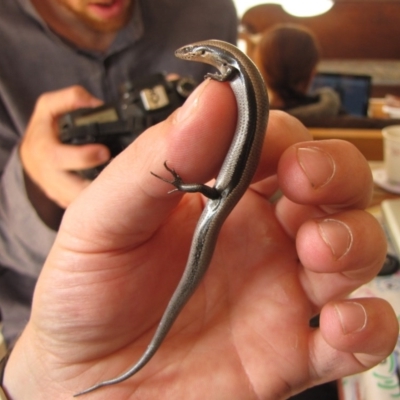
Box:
[151,161,220,199]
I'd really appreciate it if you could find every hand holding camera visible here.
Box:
[20,86,109,212]
[59,73,197,179]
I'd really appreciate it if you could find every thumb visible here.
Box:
[60,79,237,251]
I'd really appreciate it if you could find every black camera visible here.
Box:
[59,73,197,179]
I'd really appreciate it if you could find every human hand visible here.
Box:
[20,86,110,209]
[5,80,398,399]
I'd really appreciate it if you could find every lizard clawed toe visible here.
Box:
[151,161,185,193]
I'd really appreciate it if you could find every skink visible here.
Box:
[75,39,269,396]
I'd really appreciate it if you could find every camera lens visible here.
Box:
[176,77,197,98]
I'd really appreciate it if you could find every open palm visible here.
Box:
[6,80,398,400]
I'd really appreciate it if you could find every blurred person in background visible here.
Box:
[253,23,341,119]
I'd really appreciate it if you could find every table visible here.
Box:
[311,128,383,161]
[310,98,400,162]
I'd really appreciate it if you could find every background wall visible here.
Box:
[240,1,400,96]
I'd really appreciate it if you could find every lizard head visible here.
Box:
[175,43,214,63]
[175,40,237,74]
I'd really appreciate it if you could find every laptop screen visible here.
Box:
[309,72,372,116]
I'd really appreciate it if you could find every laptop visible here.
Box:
[309,72,372,116]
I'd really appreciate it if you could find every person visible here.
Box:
[253,23,341,119]
[0,0,237,347]
[1,79,398,399]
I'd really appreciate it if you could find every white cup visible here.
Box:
[382,125,400,184]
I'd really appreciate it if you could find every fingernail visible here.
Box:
[297,147,335,188]
[334,301,367,334]
[174,79,211,124]
[318,219,353,260]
